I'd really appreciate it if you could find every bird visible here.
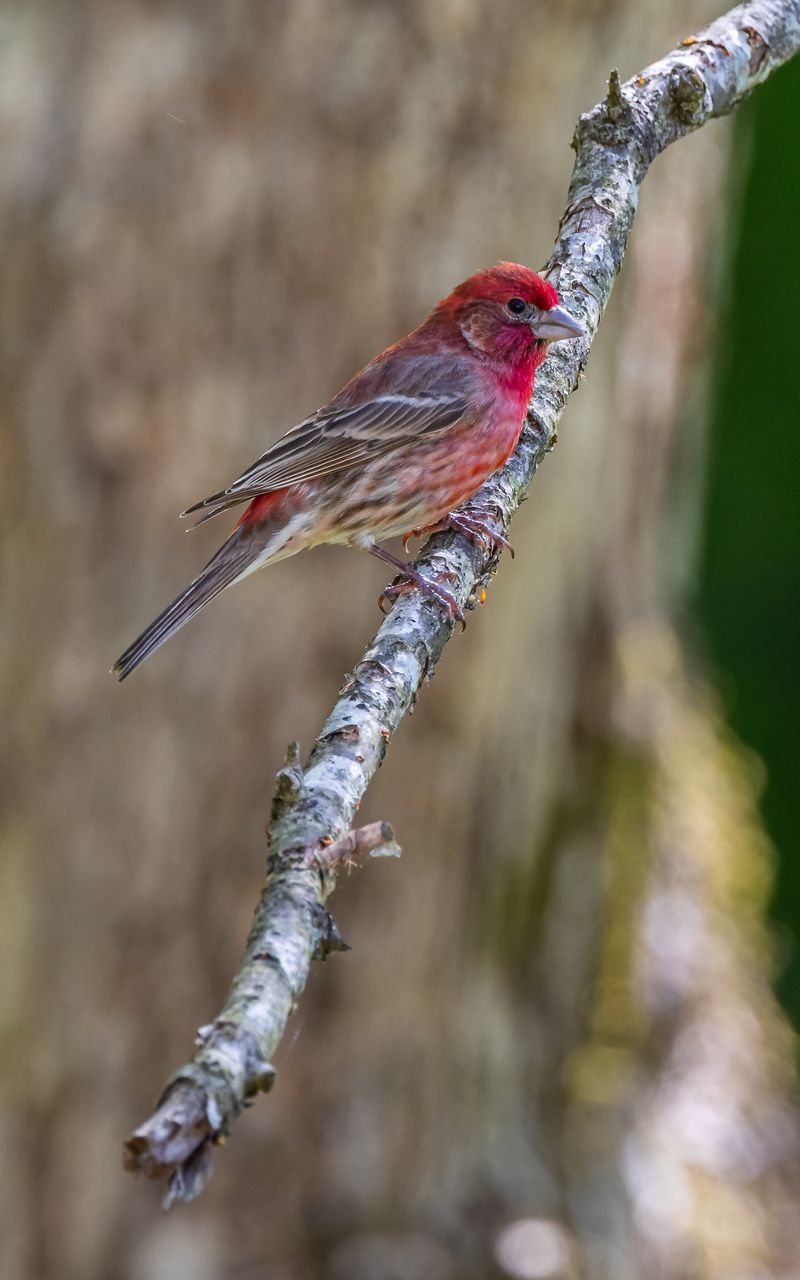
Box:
[112,262,584,680]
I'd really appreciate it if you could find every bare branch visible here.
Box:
[123,798,399,1205]
[123,0,800,1205]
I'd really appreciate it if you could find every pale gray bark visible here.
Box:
[124,0,800,1205]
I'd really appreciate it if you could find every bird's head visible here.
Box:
[437,262,585,365]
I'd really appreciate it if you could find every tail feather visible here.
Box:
[112,540,254,681]
[185,501,243,528]
[181,493,252,525]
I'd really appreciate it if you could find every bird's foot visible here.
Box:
[368,541,465,629]
[378,572,466,630]
[402,509,514,559]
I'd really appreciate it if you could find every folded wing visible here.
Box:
[183,361,472,523]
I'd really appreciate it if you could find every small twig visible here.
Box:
[123,747,399,1207]
[606,68,627,121]
[318,820,401,873]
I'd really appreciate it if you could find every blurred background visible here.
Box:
[1,2,799,1278]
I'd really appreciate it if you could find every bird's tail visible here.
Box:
[112,530,263,681]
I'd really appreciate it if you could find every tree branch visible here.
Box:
[123,0,800,1205]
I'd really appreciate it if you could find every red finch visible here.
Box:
[113,262,584,679]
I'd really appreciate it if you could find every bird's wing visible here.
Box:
[183,369,471,521]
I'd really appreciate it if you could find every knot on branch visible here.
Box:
[742,24,769,74]
[571,74,632,153]
[269,741,304,828]
[669,64,710,126]
[312,902,351,959]
[605,68,630,122]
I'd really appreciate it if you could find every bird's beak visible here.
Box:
[534,304,586,343]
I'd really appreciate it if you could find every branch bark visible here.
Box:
[123,0,800,1205]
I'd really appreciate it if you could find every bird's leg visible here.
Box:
[402,508,514,558]
[367,543,465,629]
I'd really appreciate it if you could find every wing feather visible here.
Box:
[182,384,469,519]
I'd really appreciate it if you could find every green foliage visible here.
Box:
[700,55,800,1026]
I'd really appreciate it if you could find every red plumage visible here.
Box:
[113,263,584,679]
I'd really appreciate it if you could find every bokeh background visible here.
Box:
[1,2,799,1278]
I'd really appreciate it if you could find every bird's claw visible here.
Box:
[402,511,514,559]
[378,574,466,631]
[460,512,515,559]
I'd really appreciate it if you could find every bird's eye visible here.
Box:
[507,298,527,315]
